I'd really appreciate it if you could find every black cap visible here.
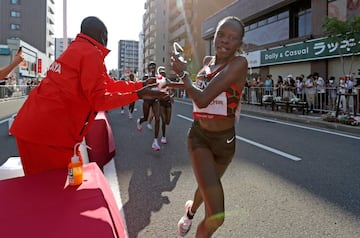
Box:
[148,61,156,67]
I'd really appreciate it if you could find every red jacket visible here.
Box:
[10,33,142,147]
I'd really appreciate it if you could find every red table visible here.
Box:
[0,163,126,238]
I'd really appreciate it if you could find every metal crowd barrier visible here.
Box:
[1,85,358,115]
[241,86,359,115]
[0,85,36,100]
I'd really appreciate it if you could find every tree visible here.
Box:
[322,16,360,76]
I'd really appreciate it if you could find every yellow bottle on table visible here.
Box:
[68,144,83,186]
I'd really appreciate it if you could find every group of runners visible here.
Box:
[122,62,173,151]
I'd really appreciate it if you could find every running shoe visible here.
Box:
[152,139,160,151]
[178,200,193,237]
[147,123,153,130]
[128,112,133,119]
[161,136,167,144]
[136,118,142,131]
[121,109,124,114]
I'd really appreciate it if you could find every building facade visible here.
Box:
[0,0,56,83]
[118,40,139,78]
[138,32,145,78]
[201,0,360,82]
[0,0,55,59]
[141,0,233,75]
[54,37,74,59]
[142,0,168,72]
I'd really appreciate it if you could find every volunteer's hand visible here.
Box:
[136,84,168,100]
[143,76,157,86]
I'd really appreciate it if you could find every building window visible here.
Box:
[10,10,21,17]
[244,11,289,47]
[278,11,289,20]
[297,9,312,37]
[11,0,20,4]
[10,23,20,30]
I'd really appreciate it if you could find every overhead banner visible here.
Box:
[260,33,360,65]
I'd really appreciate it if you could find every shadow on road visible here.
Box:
[107,108,185,238]
[121,157,181,238]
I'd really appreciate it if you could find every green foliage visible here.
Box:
[322,16,360,36]
[322,16,360,75]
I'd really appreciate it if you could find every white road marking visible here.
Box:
[103,159,129,238]
[177,114,193,122]
[241,114,360,140]
[236,136,301,161]
[177,114,302,162]
[0,119,8,124]
[173,100,360,140]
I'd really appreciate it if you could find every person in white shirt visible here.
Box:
[345,75,354,113]
[313,72,325,112]
[305,74,316,112]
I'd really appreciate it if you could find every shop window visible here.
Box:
[297,9,312,37]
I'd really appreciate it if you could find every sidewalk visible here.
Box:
[0,97,26,121]
[240,103,360,136]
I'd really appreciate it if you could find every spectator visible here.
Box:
[327,76,337,110]
[338,77,346,113]
[313,72,325,112]
[0,47,23,98]
[305,74,316,112]
[274,75,284,98]
[0,47,24,79]
[264,74,273,95]
[296,76,304,101]
[345,74,355,114]
[250,75,258,104]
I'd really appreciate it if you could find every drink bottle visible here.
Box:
[173,42,187,63]
[68,144,83,186]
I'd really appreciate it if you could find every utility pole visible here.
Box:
[63,0,68,50]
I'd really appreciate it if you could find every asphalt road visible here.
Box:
[108,100,359,238]
[0,99,359,238]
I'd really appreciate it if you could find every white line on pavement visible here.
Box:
[103,159,129,238]
[242,114,360,140]
[0,119,8,124]
[174,100,360,140]
[177,114,302,162]
[236,136,301,161]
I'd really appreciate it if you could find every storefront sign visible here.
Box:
[260,33,360,65]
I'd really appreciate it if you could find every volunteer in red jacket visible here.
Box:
[10,16,166,175]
